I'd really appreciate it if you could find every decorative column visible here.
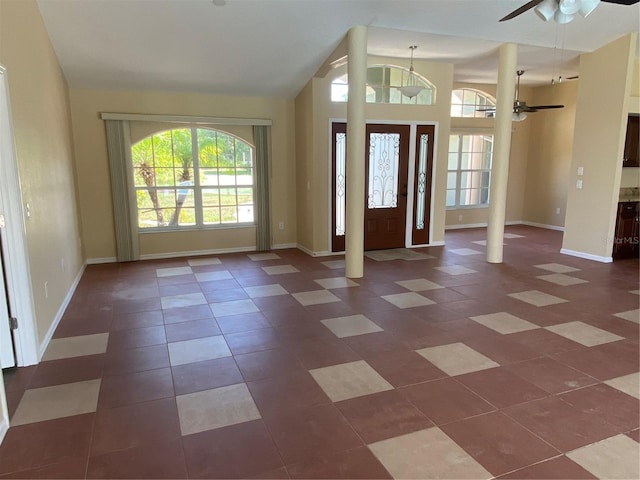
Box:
[487,43,517,263]
[345,25,367,278]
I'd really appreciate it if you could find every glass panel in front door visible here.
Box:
[367,133,400,209]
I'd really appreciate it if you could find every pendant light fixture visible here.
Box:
[398,45,424,99]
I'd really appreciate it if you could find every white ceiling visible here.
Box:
[36,0,639,98]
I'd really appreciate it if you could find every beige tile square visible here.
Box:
[536,273,588,286]
[161,292,208,309]
[248,253,280,261]
[244,284,288,298]
[292,290,341,306]
[321,314,383,338]
[381,292,435,309]
[470,312,539,335]
[42,333,109,361]
[545,321,624,347]
[508,290,568,307]
[503,233,525,239]
[630,290,640,295]
[449,248,483,256]
[262,265,300,275]
[314,277,359,289]
[368,427,492,480]
[12,379,101,426]
[395,278,443,291]
[613,309,640,324]
[211,299,259,317]
[567,434,640,480]
[416,342,499,376]
[472,240,488,246]
[310,360,393,402]
[534,263,580,273]
[168,335,231,366]
[176,383,261,436]
[434,265,477,275]
[604,373,640,399]
[188,257,221,266]
[156,266,192,277]
[194,270,233,282]
[322,260,345,269]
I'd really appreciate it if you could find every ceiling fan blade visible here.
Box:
[528,104,565,109]
[601,0,639,5]
[499,0,544,21]
[566,76,579,80]
[476,108,496,112]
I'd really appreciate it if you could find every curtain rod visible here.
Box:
[100,112,272,126]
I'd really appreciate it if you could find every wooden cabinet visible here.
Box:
[613,202,639,260]
[623,115,639,168]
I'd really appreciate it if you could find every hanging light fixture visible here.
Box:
[398,45,424,99]
[535,0,600,23]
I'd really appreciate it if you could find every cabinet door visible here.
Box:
[623,115,639,168]
[614,202,640,260]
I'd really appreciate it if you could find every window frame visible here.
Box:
[451,88,496,118]
[131,126,256,232]
[446,133,494,210]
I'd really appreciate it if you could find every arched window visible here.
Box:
[331,65,435,105]
[451,89,495,118]
[131,127,255,229]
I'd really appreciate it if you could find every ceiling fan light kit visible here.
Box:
[535,0,600,22]
[398,45,425,99]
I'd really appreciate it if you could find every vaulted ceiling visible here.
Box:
[36,0,639,98]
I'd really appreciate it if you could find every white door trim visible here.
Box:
[0,65,39,366]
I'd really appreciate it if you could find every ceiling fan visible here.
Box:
[500,0,639,23]
[478,70,564,120]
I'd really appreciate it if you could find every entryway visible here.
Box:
[331,122,435,252]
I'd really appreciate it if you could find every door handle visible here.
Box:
[401,184,408,197]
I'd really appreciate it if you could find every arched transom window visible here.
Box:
[331,65,435,105]
[451,89,496,118]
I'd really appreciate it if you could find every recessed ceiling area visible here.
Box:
[35,0,639,98]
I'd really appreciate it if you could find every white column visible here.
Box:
[345,25,367,278]
[487,43,517,263]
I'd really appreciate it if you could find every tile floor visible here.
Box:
[1,226,639,479]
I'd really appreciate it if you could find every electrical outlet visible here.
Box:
[576,179,583,189]
[278,221,285,230]
[44,281,48,298]
[577,166,584,176]
[556,207,561,215]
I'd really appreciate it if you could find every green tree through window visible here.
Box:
[131,127,255,229]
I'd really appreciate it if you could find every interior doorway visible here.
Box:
[331,122,435,252]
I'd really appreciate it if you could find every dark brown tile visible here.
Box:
[91,398,181,456]
[0,458,87,479]
[456,367,549,408]
[336,390,432,443]
[98,367,174,409]
[506,328,586,355]
[626,429,640,442]
[559,383,640,431]
[2,366,37,392]
[87,437,187,479]
[203,286,248,302]
[366,350,447,387]
[164,318,221,342]
[441,412,559,476]
[102,344,170,376]
[399,377,495,425]
[225,328,282,355]
[110,310,164,331]
[0,413,94,476]
[248,372,331,417]
[54,313,113,338]
[171,357,244,395]
[113,298,162,315]
[291,339,361,370]
[504,396,621,452]
[248,466,290,479]
[263,404,362,465]
[5,390,23,420]
[287,446,392,479]
[552,340,639,380]
[106,325,166,352]
[183,420,283,479]
[234,348,307,382]
[162,304,213,324]
[158,282,202,297]
[260,303,309,329]
[463,335,542,365]
[341,331,409,359]
[216,312,271,334]
[497,455,597,479]
[505,357,598,394]
[29,354,104,388]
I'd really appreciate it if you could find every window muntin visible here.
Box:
[446,134,493,208]
[451,89,496,118]
[132,127,255,230]
[331,66,435,105]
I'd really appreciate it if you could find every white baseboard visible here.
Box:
[297,244,333,257]
[0,417,8,444]
[445,222,488,230]
[272,243,297,250]
[560,248,613,263]
[38,263,87,360]
[86,256,117,264]
[521,221,564,232]
[139,246,256,261]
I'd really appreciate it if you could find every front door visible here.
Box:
[331,123,411,251]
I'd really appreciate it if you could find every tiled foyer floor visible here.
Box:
[1,226,639,479]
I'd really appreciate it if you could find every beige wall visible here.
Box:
[69,89,296,260]
[562,33,637,259]
[0,0,84,343]
[294,80,315,251]
[296,56,454,254]
[522,81,578,227]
